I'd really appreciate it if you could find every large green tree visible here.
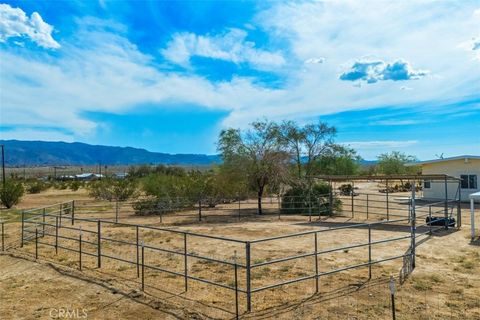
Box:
[377,151,418,175]
[218,121,290,214]
[315,145,361,175]
[278,120,337,179]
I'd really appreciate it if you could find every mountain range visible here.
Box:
[0,140,378,167]
[0,140,221,166]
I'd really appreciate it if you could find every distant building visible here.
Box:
[407,155,480,201]
[113,172,128,179]
[75,173,104,181]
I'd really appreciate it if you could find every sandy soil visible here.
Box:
[1,183,479,319]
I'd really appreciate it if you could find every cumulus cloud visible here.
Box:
[161,28,285,69]
[344,140,418,149]
[340,59,428,83]
[304,57,325,64]
[0,3,59,48]
[473,40,480,50]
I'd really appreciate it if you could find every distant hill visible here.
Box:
[358,159,378,166]
[0,140,221,166]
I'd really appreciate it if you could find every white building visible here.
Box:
[408,155,480,201]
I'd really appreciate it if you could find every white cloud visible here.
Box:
[344,140,419,149]
[371,120,420,126]
[161,28,285,69]
[305,57,325,64]
[339,59,428,83]
[0,3,59,48]
[0,129,74,142]
[2,2,480,144]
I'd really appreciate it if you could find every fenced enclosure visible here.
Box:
[0,174,465,318]
[14,191,455,317]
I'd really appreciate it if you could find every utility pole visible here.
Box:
[1,145,5,188]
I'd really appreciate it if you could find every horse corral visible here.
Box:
[1,176,479,319]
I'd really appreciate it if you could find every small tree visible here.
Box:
[218,121,290,214]
[88,179,137,201]
[278,120,337,179]
[377,151,418,175]
[314,145,360,175]
[0,180,24,209]
[281,182,341,215]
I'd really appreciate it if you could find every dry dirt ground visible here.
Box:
[1,184,479,320]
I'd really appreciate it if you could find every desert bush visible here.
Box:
[0,180,24,208]
[338,184,354,196]
[133,197,194,215]
[281,183,341,215]
[69,180,81,191]
[26,180,49,194]
[88,179,138,201]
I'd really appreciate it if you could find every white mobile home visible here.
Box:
[408,155,480,202]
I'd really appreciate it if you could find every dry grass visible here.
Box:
[1,183,479,319]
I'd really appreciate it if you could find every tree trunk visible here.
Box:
[257,186,264,215]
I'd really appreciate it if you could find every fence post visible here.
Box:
[238,195,241,220]
[71,200,75,225]
[35,228,38,259]
[318,198,322,219]
[444,176,448,230]
[59,204,62,227]
[141,240,145,291]
[308,193,312,222]
[234,250,239,320]
[42,208,46,236]
[79,226,82,271]
[115,199,119,223]
[368,225,372,279]
[314,232,319,293]
[457,181,462,228]
[366,194,369,220]
[1,222,4,251]
[386,180,390,220]
[97,220,101,268]
[329,182,333,215]
[351,182,354,218]
[55,216,58,254]
[429,205,432,235]
[408,199,411,224]
[184,233,188,291]
[277,195,281,219]
[198,199,202,222]
[246,241,251,312]
[136,226,140,278]
[21,210,24,248]
[410,182,416,269]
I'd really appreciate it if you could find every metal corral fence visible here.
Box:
[12,195,455,317]
[67,190,461,227]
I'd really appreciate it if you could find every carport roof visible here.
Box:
[311,174,460,181]
[470,191,480,200]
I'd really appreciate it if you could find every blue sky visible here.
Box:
[0,1,479,159]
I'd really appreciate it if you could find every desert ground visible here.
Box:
[1,183,479,320]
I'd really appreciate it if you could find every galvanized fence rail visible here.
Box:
[68,190,461,226]
[15,193,456,316]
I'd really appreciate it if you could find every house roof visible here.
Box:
[312,174,460,181]
[405,155,480,166]
[470,191,480,200]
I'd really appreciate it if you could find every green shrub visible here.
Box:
[26,180,49,194]
[69,180,81,191]
[88,179,137,201]
[0,180,24,208]
[281,183,341,215]
[338,184,353,196]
